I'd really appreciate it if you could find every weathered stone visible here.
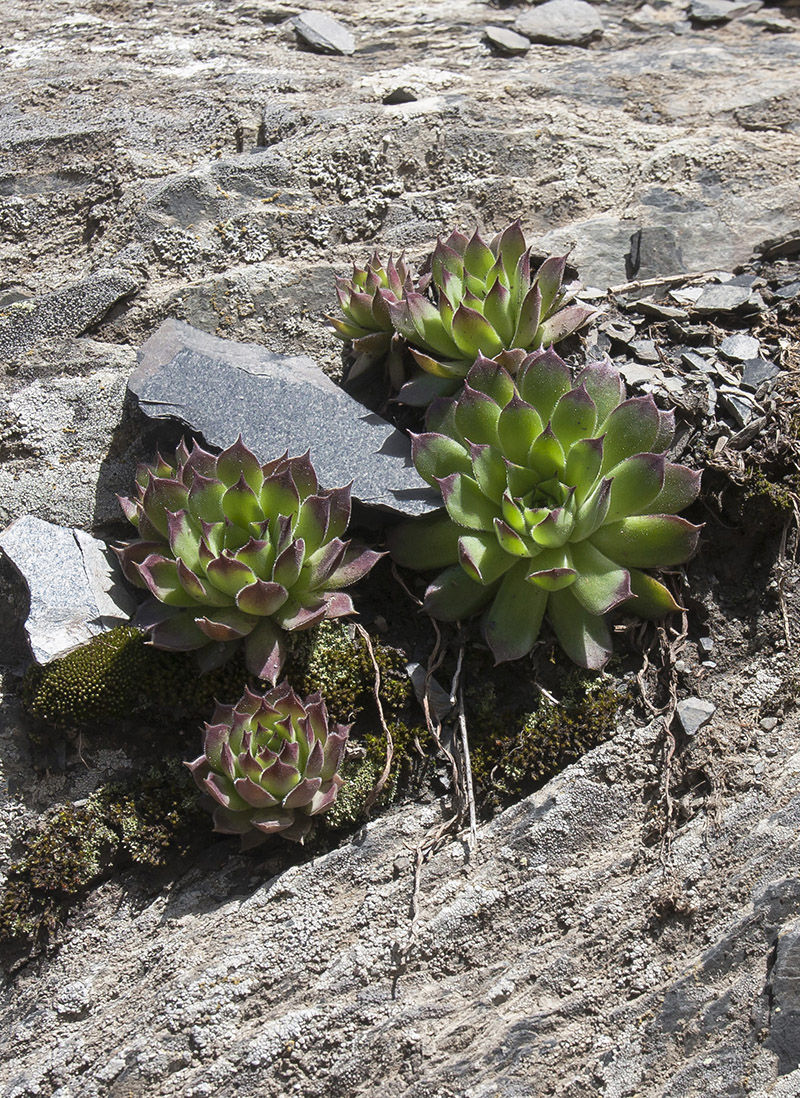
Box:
[515,0,603,46]
[773,281,800,301]
[0,269,140,361]
[292,11,355,56]
[676,696,716,736]
[741,356,780,390]
[484,25,531,55]
[690,0,763,21]
[129,320,438,517]
[629,299,689,321]
[0,515,137,665]
[719,333,760,361]
[692,284,753,314]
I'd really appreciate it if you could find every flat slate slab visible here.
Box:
[129,320,439,517]
[0,515,138,664]
[292,11,355,55]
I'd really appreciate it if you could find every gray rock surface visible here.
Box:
[1,3,800,1097]
[742,356,781,389]
[2,705,800,1097]
[130,320,438,516]
[0,516,137,664]
[516,0,604,45]
[0,269,140,361]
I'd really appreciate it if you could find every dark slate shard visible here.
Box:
[292,11,355,56]
[773,280,800,301]
[130,320,439,517]
[676,697,716,736]
[629,339,660,364]
[766,916,800,1073]
[515,0,603,46]
[692,284,752,314]
[383,87,418,105]
[0,268,140,362]
[719,333,760,361]
[741,356,780,390]
[719,389,757,427]
[0,516,138,665]
[484,25,531,55]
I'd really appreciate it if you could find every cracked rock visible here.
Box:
[676,697,716,736]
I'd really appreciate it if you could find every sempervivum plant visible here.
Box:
[388,221,598,404]
[116,438,383,682]
[329,252,422,390]
[388,351,701,669]
[186,681,349,843]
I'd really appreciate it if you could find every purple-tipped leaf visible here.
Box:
[546,586,612,670]
[482,561,548,663]
[590,515,702,568]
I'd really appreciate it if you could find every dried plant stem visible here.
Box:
[457,671,478,851]
[355,623,394,815]
[607,269,716,295]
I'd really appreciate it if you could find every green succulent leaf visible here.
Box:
[388,513,462,569]
[547,586,613,670]
[482,561,548,663]
[410,432,473,487]
[591,515,701,568]
[604,453,666,524]
[600,396,660,472]
[424,564,497,621]
[458,533,518,585]
[624,568,684,618]
[438,473,501,531]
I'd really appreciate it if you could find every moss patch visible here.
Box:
[0,759,205,950]
[22,626,249,729]
[468,672,625,809]
[287,620,411,723]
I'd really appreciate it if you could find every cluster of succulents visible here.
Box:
[329,252,419,390]
[115,437,383,683]
[388,350,701,669]
[330,220,597,405]
[186,681,350,843]
[8,217,704,871]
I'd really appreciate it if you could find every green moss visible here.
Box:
[322,755,381,832]
[22,626,249,729]
[469,674,625,807]
[288,621,410,723]
[0,759,205,949]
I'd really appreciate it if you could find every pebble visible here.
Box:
[515,0,604,46]
[760,717,779,732]
[484,25,531,55]
[698,636,714,654]
[383,87,417,105]
[676,697,716,736]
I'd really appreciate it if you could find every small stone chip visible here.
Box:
[676,697,716,736]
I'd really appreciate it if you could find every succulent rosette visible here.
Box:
[187,681,349,843]
[388,350,702,669]
[329,252,422,389]
[116,438,383,682]
[388,221,598,404]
